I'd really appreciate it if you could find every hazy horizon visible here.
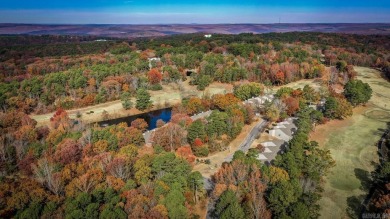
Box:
[0,0,389,24]
[1,22,390,25]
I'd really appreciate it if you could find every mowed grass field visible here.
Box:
[310,67,390,219]
[271,78,323,92]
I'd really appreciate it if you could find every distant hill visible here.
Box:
[0,23,389,38]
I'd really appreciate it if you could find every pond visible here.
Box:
[99,108,172,130]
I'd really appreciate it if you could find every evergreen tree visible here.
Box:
[215,190,245,219]
[336,60,347,72]
[196,75,212,91]
[135,88,152,111]
[164,183,188,219]
[268,180,302,216]
[324,97,338,119]
[344,79,372,106]
[187,119,206,144]
[206,110,228,137]
[121,91,133,110]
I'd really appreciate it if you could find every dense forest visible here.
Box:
[1,33,389,114]
[0,32,387,218]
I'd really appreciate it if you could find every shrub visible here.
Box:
[194,145,209,157]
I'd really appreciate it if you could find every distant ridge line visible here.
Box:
[0,23,389,37]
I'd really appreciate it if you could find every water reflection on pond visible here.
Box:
[99,108,172,130]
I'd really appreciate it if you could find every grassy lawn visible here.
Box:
[310,67,390,219]
[270,78,323,93]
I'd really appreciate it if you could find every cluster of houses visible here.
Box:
[242,95,299,164]
[257,118,297,164]
[245,94,274,106]
[244,94,326,164]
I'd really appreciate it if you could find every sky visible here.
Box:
[0,0,389,24]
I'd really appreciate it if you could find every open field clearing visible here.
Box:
[310,67,390,219]
[31,81,232,126]
[270,78,324,93]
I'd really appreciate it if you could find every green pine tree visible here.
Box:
[135,88,152,111]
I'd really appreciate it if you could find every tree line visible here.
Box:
[1,32,387,116]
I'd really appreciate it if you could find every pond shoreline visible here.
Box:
[98,107,172,130]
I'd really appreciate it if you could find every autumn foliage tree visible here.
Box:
[54,138,81,165]
[171,113,192,127]
[152,123,187,152]
[184,97,204,115]
[275,70,285,85]
[50,108,71,130]
[147,68,162,85]
[2,31,388,219]
[212,93,240,111]
[212,154,271,219]
[324,96,353,119]
[119,127,144,147]
[156,119,166,128]
[284,97,300,116]
[176,146,196,164]
[131,118,148,132]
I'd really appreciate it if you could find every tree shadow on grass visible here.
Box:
[347,168,376,219]
[354,168,372,191]
[346,195,365,219]
[373,128,387,137]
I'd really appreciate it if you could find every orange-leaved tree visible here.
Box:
[148,68,162,85]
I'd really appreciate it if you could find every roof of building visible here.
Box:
[258,118,297,162]
[272,118,297,139]
[261,141,277,147]
[257,154,268,160]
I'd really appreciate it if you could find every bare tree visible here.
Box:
[107,157,131,180]
[273,99,287,113]
[152,123,187,151]
[80,128,92,147]
[329,66,339,85]
[32,157,63,195]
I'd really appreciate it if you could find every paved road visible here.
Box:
[143,130,155,144]
[224,119,269,162]
[203,177,215,219]
[203,177,213,191]
[204,119,268,218]
[191,110,212,121]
